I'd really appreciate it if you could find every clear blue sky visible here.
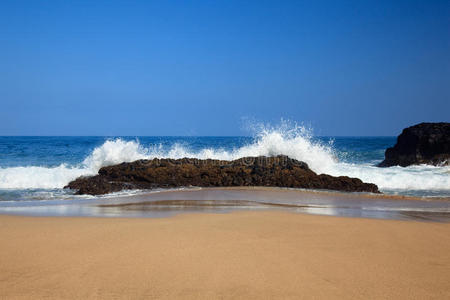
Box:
[0,0,449,136]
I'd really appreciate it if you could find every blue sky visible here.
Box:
[0,0,449,136]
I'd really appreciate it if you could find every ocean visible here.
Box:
[1,125,449,204]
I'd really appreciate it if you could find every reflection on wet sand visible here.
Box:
[95,187,450,222]
[1,187,449,222]
[99,199,325,209]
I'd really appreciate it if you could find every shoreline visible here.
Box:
[1,211,449,299]
[1,186,449,222]
[131,186,450,202]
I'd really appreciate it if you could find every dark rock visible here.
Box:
[66,155,379,195]
[378,123,450,167]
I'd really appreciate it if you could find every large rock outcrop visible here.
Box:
[378,123,450,167]
[66,155,379,195]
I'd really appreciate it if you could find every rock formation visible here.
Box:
[66,155,379,195]
[378,122,450,167]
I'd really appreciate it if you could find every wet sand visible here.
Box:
[1,212,449,299]
[2,187,449,221]
[97,187,450,222]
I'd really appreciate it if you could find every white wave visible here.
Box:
[0,165,92,189]
[145,122,338,174]
[0,122,449,194]
[0,139,150,189]
[82,139,150,171]
[327,163,450,191]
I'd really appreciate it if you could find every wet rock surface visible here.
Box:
[66,155,379,195]
[379,123,450,167]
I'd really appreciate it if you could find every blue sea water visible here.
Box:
[0,136,390,168]
[0,128,449,203]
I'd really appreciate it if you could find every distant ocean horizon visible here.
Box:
[1,125,449,203]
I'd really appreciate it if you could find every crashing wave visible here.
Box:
[0,123,449,194]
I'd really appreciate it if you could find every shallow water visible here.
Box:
[1,188,449,222]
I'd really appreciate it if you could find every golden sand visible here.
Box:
[0,212,449,299]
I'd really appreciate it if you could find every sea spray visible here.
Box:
[82,139,150,171]
[0,165,89,189]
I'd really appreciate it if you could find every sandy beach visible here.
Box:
[1,212,449,299]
